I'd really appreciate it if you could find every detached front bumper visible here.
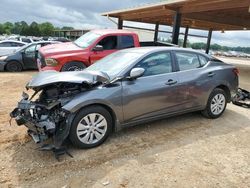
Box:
[0,61,7,71]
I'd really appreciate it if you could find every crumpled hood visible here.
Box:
[27,70,110,89]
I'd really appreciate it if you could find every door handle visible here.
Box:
[208,72,215,77]
[165,79,177,86]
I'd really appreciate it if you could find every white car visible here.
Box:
[0,40,26,56]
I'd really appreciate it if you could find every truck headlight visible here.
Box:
[0,56,8,61]
[45,58,58,66]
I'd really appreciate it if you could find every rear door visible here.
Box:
[122,51,187,123]
[173,51,212,108]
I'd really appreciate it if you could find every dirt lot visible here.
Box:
[0,57,250,188]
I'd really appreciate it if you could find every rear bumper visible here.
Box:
[0,61,7,71]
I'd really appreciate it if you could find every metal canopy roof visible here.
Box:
[102,0,250,31]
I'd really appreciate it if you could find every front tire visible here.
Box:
[61,61,86,71]
[5,61,22,72]
[69,106,112,149]
[202,88,227,119]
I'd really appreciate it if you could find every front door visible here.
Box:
[89,35,118,64]
[22,44,38,69]
[122,51,185,123]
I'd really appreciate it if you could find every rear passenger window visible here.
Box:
[0,42,11,47]
[175,52,200,71]
[198,55,208,67]
[135,52,172,77]
[119,35,134,49]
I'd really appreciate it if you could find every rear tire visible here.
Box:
[5,61,22,72]
[201,88,227,119]
[61,61,86,72]
[69,106,112,149]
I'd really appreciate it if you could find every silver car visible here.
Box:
[11,47,239,150]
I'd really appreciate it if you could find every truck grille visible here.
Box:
[38,52,46,68]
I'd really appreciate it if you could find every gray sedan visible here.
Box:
[11,47,239,150]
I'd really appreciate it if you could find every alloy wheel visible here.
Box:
[76,113,108,144]
[210,93,226,115]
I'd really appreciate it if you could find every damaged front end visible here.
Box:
[10,70,109,157]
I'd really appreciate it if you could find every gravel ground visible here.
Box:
[0,57,250,188]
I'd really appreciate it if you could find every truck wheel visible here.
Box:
[5,61,22,72]
[69,106,112,149]
[61,62,86,71]
[201,88,227,119]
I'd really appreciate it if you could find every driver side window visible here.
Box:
[135,52,172,77]
[25,44,36,53]
[97,36,117,50]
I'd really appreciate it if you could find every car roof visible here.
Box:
[29,41,58,44]
[120,47,211,57]
[92,29,136,35]
[0,40,26,44]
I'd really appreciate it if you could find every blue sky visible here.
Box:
[0,0,249,47]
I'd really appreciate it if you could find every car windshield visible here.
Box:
[74,32,101,48]
[86,51,143,80]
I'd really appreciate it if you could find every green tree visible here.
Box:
[3,22,14,34]
[29,21,41,36]
[0,24,4,34]
[11,22,22,34]
[191,42,206,50]
[39,22,54,36]
[20,21,29,36]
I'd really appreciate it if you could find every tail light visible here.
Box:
[233,68,239,76]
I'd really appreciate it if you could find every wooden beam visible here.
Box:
[184,10,250,28]
[120,9,174,20]
[180,0,249,13]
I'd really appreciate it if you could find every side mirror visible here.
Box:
[129,68,145,80]
[92,45,103,52]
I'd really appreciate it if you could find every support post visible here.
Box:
[172,11,182,45]
[154,22,159,43]
[206,29,213,54]
[183,26,189,47]
[118,18,123,29]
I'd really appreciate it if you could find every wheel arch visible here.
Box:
[60,60,87,71]
[5,60,23,71]
[214,84,231,102]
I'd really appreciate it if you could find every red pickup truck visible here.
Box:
[37,29,174,71]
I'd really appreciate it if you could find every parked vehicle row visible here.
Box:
[11,47,239,149]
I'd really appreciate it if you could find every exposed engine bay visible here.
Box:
[10,70,110,159]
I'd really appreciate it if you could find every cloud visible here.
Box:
[0,0,249,47]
